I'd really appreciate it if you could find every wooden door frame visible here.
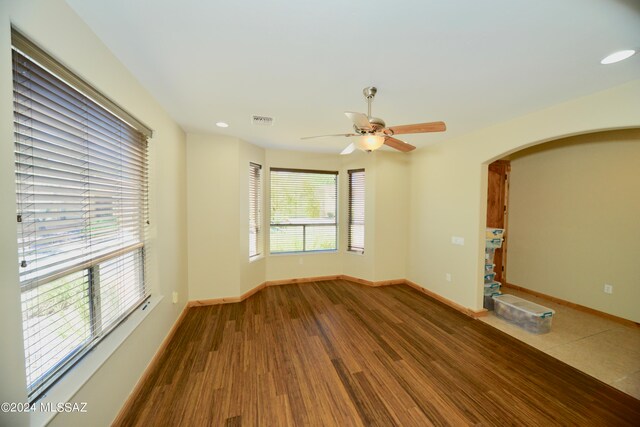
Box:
[487,160,511,284]
[502,162,510,282]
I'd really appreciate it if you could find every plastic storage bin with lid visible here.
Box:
[485,248,496,264]
[486,227,505,239]
[483,281,501,294]
[486,238,503,249]
[485,227,504,249]
[484,291,501,310]
[493,294,555,334]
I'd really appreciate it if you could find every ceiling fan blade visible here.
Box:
[301,133,357,140]
[384,136,416,152]
[388,121,446,135]
[340,143,356,155]
[345,111,373,131]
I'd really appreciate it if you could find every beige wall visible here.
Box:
[186,134,267,299]
[372,152,410,280]
[186,141,347,294]
[186,134,242,299]
[409,80,640,312]
[507,130,640,322]
[186,141,410,290]
[409,143,483,308]
[0,1,188,426]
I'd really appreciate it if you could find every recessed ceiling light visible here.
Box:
[216,122,229,128]
[600,49,636,65]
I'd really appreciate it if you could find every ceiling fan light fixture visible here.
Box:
[302,86,444,154]
[356,134,385,152]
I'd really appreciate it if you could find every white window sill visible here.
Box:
[268,250,338,257]
[29,295,163,427]
[249,254,264,263]
[345,250,365,256]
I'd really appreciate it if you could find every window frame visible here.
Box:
[269,167,339,254]
[348,169,365,254]
[249,162,262,259]
[11,30,151,402]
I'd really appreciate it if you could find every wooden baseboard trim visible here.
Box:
[404,279,488,318]
[265,275,341,287]
[113,303,190,425]
[187,276,486,320]
[188,276,343,308]
[199,277,637,326]
[188,282,268,307]
[339,274,374,286]
[242,281,267,299]
[377,279,406,287]
[503,282,639,328]
[340,275,404,287]
[264,274,403,288]
[189,296,241,307]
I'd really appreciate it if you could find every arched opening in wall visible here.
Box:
[484,128,640,321]
[481,128,640,399]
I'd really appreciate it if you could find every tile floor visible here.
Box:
[480,288,640,400]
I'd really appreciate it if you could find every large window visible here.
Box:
[249,162,262,258]
[348,169,365,253]
[12,31,151,401]
[270,168,338,253]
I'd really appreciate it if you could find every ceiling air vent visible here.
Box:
[251,115,274,126]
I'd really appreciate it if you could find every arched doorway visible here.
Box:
[480,128,640,399]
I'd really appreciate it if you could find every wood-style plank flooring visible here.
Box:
[115,280,640,426]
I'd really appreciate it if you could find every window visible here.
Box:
[270,168,338,253]
[249,162,262,258]
[12,31,151,401]
[348,169,365,253]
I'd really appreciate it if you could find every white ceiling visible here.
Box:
[65,0,640,153]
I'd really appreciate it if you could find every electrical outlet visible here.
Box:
[445,273,452,282]
[172,291,178,304]
[603,284,613,294]
[299,257,303,265]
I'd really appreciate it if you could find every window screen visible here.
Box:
[270,168,338,253]
[249,162,262,258]
[12,32,150,401]
[348,169,365,253]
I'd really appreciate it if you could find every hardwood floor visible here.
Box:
[115,280,640,426]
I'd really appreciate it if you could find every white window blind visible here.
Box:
[249,162,262,258]
[270,168,338,253]
[12,32,150,401]
[348,169,365,253]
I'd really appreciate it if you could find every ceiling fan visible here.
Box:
[302,86,446,155]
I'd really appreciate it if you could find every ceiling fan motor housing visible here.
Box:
[354,116,386,134]
[368,116,385,130]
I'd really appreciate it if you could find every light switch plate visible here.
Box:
[451,236,465,246]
